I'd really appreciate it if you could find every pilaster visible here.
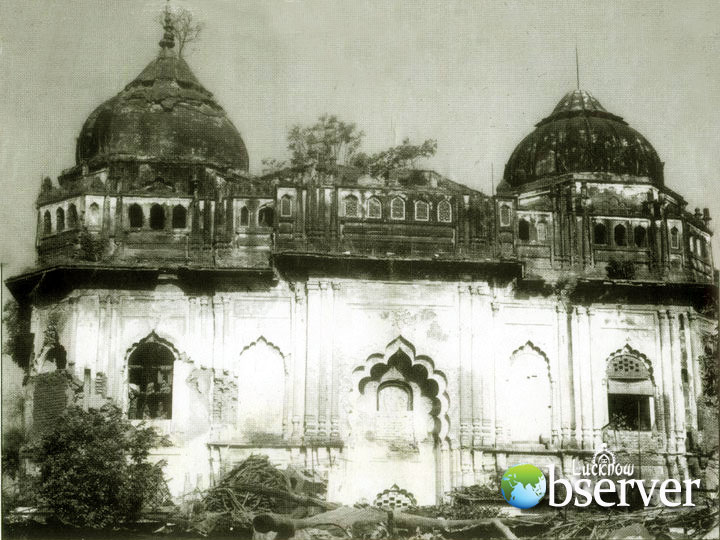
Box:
[669,312,686,454]
[291,284,307,441]
[458,284,472,447]
[658,310,676,453]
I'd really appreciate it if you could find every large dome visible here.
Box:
[76,23,249,171]
[503,89,663,189]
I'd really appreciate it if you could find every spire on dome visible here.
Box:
[158,3,176,51]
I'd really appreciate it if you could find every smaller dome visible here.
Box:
[503,89,664,189]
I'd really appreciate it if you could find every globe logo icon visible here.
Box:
[500,464,547,509]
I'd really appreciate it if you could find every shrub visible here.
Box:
[29,404,168,528]
[605,258,636,280]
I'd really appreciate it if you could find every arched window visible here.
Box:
[67,204,78,229]
[537,221,547,242]
[438,200,452,223]
[367,197,382,219]
[499,204,511,226]
[634,225,647,247]
[150,204,165,230]
[280,196,292,217]
[390,197,405,220]
[415,200,429,221]
[594,222,607,245]
[171,205,186,229]
[43,210,52,235]
[614,224,627,246]
[518,218,530,241]
[258,206,274,227]
[239,206,249,226]
[670,227,679,249]
[55,208,65,233]
[691,236,698,254]
[128,341,174,420]
[607,353,653,431]
[377,380,413,412]
[344,195,359,218]
[128,203,143,228]
[87,202,101,227]
[700,238,708,258]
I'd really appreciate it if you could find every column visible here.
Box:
[317,281,330,440]
[96,295,111,376]
[658,310,676,453]
[586,308,603,448]
[682,313,698,430]
[470,285,486,447]
[555,303,573,446]
[304,281,322,440]
[221,296,231,371]
[572,307,593,449]
[291,284,307,441]
[491,301,504,445]
[458,285,472,447]
[329,282,341,440]
[458,284,473,485]
[687,313,704,400]
[570,307,585,447]
[212,296,225,372]
[669,312,686,454]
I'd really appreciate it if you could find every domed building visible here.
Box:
[6,18,717,506]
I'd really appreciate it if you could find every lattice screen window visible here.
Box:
[367,197,382,219]
[415,200,429,221]
[438,200,452,223]
[390,197,405,220]
[344,195,359,217]
[607,354,649,380]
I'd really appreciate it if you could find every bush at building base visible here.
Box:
[27,404,168,528]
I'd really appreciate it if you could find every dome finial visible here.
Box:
[575,44,581,90]
[159,1,175,51]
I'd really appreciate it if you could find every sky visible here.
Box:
[1,0,719,283]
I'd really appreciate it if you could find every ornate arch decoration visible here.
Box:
[605,344,654,385]
[353,335,450,440]
[124,330,184,365]
[238,336,288,375]
[508,341,553,383]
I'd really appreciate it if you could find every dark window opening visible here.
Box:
[614,224,627,246]
[240,206,249,226]
[68,204,78,229]
[43,210,52,235]
[56,208,65,233]
[128,342,174,420]
[129,204,143,228]
[47,345,67,370]
[258,206,274,226]
[594,223,607,244]
[390,197,405,220]
[150,204,165,230]
[700,239,708,258]
[172,205,186,229]
[500,204,510,226]
[608,394,651,431]
[634,226,646,247]
[670,227,679,249]
[518,218,530,241]
[280,196,292,217]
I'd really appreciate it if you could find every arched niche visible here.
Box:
[234,336,287,441]
[353,336,449,442]
[499,341,554,443]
